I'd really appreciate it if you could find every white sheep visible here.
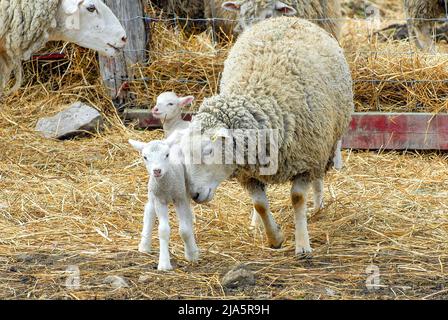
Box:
[221,0,343,40]
[180,17,353,255]
[129,139,199,271]
[0,0,127,95]
[221,0,344,173]
[152,92,195,138]
[404,0,448,52]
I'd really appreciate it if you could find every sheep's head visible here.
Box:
[222,1,296,31]
[129,140,173,179]
[152,92,194,121]
[54,0,127,57]
[180,125,237,204]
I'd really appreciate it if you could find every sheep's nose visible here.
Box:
[192,193,200,201]
[153,169,162,177]
[153,107,159,113]
[121,36,127,43]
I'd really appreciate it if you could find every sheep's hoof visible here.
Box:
[157,261,173,271]
[295,245,313,257]
[269,232,285,249]
[185,248,200,263]
[138,242,152,254]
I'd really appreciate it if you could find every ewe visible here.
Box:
[0,0,127,95]
[221,0,344,172]
[129,139,199,271]
[180,17,353,255]
[152,92,195,138]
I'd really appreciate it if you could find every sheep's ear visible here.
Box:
[61,0,84,15]
[212,128,232,142]
[222,2,241,12]
[129,139,147,152]
[274,1,297,15]
[178,96,194,107]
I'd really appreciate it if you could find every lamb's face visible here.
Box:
[56,0,127,57]
[152,92,194,121]
[222,1,297,32]
[180,129,236,204]
[129,140,171,179]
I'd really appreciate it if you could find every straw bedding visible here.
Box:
[0,0,447,299]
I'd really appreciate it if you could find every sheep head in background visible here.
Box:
[0,0,127,95]
[222,1,297,31]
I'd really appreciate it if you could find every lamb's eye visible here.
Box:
[87,5,97,13]
[167,103,173,106]
[143,156,148,161]
[165,153,169,159]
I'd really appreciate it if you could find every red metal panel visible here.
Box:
[124,110,448,150]
[32,53,66,61]
[342,113,448,150]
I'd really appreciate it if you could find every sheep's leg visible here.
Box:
[291,179,312,254]
[245,180,284,248]
[154,201,172,271]
[138,200,156,253]
[312,178,324,210]
[415,24,436,53]
[333,140,343,171]
[175,200,199,263]
[250,209,262,229]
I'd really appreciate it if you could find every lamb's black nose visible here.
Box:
[193,193,200,201]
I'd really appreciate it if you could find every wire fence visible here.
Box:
[111,3,448,91]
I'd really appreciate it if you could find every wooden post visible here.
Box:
[99,0,148,110]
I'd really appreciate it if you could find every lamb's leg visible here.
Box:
[154,201,172,271]
[139,200,156,253]
[333,140,343,171]
[312,178,324,210]
[175,200,199,263]
[291,179,312,254]
[245,179,284,248]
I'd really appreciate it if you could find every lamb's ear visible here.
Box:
[61,0,84,15]
[129,139,147,152]
[222,1,241,12]
[178,96,195,107]
[274,1,297,15]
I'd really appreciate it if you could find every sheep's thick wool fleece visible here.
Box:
[0,0,59,92]
[195,17,353,184]
[404,0,448,29]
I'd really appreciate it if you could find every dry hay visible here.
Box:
[0,0,447,300]
[1,114,447,299]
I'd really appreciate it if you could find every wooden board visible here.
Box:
[99,0,148,106]
[124,110,448,150]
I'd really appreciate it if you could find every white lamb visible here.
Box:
[129,139,199,271]
[151,92,195,138]
[0,0,127,95]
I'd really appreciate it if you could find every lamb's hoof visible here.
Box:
[295,245,312,257]
[185,248,200,263]
[157,261,173,271]
[138,242,152,254]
